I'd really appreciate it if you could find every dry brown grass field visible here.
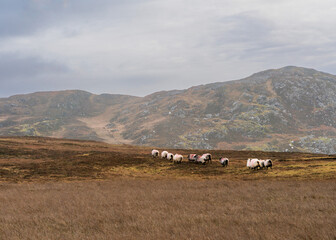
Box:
[0,136,336,239]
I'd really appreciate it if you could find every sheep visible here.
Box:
[201,153,212,164]
[196,155,206,165]
[188,154,198,163]
[220,157,229,167]
[247,158,251,168]
[249,158,260,170]
[173,154,183,164]
[259,160,266,169]
[167,153,174,161]
[151,149,159,158]
[264,159,273,169]
[161,150,168,159]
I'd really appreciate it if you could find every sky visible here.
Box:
[1,0,336,97]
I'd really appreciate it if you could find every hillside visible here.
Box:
[1,66,336,154]
[0,137,335,239]
[0,136,335,181]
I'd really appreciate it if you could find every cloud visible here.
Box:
[0,53,70,96]
[0,0,335,97]
[0,0,141,38]
[0,53,69,79]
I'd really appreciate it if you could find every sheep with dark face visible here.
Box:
[151,149,159,158]
[173,154,183,164]
[220,157,229,167]
[188,154,198,163]
[259,160,266,169]
[167,153,174,161]
[201,153,212,164]
[249,158,260,170]
[264,159,273,169]
[161,151,168,159]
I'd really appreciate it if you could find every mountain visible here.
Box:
[1,66,336,154]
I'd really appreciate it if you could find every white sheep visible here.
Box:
[220,157,229,167]
[264,159,273,169]
[196,155,206,165]
[167,153,174,161]
[173,154,183,164]
[247,159,251,168]
[249,158,260,170]
[188,154,198,162]
[161,150,168,159]
[201,153,212,163]
[151,149,159,158]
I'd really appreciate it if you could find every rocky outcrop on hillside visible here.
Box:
[1,66,336,154]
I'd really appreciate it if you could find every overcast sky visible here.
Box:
[1,0,336,97]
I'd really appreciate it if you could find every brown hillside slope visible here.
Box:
[0,137,335,239]
[1,180,335,239]
[0,136,335,182]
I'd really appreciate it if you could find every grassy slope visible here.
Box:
[0,137,336,239]
[1,180,335,240]
[0,136,335,182]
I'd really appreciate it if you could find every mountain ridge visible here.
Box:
[1,66,336,154]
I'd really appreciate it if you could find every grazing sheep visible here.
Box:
[161,151,168,159]
[196,155,206,165]
[247,159,251,168]
[249,158,260,170]
[201,153,212,164]
[151,149,159,158]
[264,159,273,169]
[220,157,229,167]
[188,154,198,162]
[259,160,266,169]
[167,153,174,161]
[173,154,183,164]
